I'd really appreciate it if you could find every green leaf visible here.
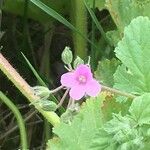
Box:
[101,93,131,121]
[47,95,105,150]
[95,58,120,87]
[89,129,117,150]
[3,0,68,23]
[106,30,121,47]
[142,142,150,150]
[129,93,150,125]
[90,113,144,150]
[114,16,150,95]
[106,0,150,32]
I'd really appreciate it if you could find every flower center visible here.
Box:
[78,75,87,84]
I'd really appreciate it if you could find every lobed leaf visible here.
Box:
[129,93,150,125]
[90,113,144,150]
[114,16,150,95]
[106,0,150,32]
[47,95,105,150]
[95,58,120,87]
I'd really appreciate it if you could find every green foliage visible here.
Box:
[95,59,120,87]
[2,0,68,23]
[90,113,144,150]
[105,0,150,47]
[86,0,106,10]
[84,0,109,45]
[106,30,120,47]
[90,93,150,150]
[30,0,96,50]
[2,0,150,149]
[61,47,73,65]
[114,16,150,95]
[101,93,131,121]
[21,53,62,112]
[106,0,150,32]
[129,93,150,125]
[60,103,80,124]
[73,56,84,69]
[47,95,105,150]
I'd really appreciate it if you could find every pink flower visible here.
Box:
[61,64,101,100]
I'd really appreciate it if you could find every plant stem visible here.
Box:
[101,85,136,99]
[0,53,60,126]
[44,119,51,143]
[50,85,64,94]
[0,92,28,149]
[71,0,87,59]
[57,88,70,108]
[91,0,96,69]
[67,97,72,108]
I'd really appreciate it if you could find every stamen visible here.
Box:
[78,75,86,83]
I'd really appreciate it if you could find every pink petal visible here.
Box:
[60,72,77,88]
[85,79,101,97]
[69,86,85,100]
[75,64,93,80]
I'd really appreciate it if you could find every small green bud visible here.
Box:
[60,103,80,123]
[73,56,84,69]
[39,100,57,111]
[33,86,50,99]
[61,46,73,64]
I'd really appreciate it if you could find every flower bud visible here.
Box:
[73,56,84,69]
[39,100,57,111]
[60,103,80,123]
[61,46,73,64]
[33,86,50,99]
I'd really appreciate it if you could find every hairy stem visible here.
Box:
[0,92,28,149]
[71,0,87,59]
[101,85,136,99]
[57,88,70,109]
[50,85,64,94]
[91,0,96,69]
[0,53,60,126]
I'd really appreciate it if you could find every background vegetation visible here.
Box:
[0,0,150,149]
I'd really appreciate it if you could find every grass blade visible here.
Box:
[84,0,111,46]
[21,52,65,112]
[30,0,97,49]
[21,52,47,87]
